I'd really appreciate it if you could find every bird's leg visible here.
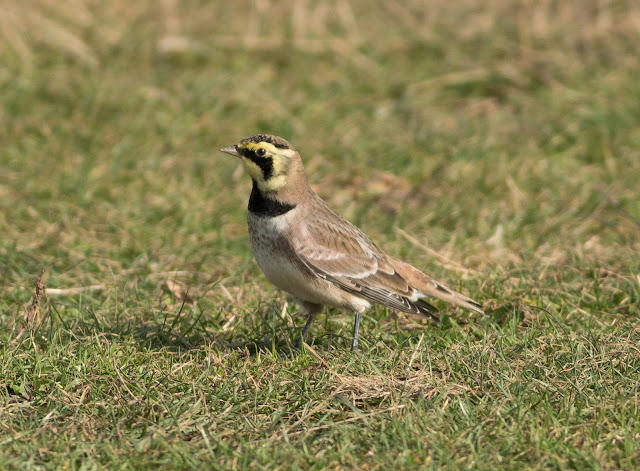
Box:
[351,310,362,351]
[295,301,323,348]
[300,313,316,342]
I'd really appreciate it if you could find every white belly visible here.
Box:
[247,209,370,310]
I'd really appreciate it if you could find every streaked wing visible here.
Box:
[295,205,439,320]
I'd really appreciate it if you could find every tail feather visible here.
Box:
[420,279,484,314]
[416,299,441,323]
[393,259,484,315]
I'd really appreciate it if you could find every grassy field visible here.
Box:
[1,0,640,469]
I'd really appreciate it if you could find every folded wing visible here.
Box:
[295,203,483,318]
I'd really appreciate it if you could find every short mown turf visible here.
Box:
[1,1,639,469]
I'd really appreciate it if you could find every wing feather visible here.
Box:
[294,194,482,318]
[296,205,439,320]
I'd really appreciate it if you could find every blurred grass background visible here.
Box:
[1,0,639,469]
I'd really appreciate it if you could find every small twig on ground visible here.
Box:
[25,272,46,328]
[396,228,477,275]
[15,271,49,341]
[46,285,104,296]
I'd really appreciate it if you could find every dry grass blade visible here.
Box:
[0,0,97,67]
[18,271,48,337]
[283,404,407,439]
[336,374,426,403]
[161,279,195,305]
[45,285,104,296]
[396,227,477,275]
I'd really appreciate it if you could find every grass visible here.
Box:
[1,0,640,469]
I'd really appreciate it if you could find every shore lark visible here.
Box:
[221,134,483,350]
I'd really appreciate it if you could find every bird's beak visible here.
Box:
[220,145,240,157]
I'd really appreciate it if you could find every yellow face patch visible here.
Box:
[255,174,288,192]
[237,141,294,193]
[241,159,265,182]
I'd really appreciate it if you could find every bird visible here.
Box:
[220,134,483,351]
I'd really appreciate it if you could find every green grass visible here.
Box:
[1,0,640,469]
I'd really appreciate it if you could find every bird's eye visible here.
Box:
[256,148,266,157]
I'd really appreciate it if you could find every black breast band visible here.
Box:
[248,181,296,217]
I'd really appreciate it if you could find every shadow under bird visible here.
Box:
[220,134,483,351]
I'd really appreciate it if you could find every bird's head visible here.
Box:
[220,134,305,194]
